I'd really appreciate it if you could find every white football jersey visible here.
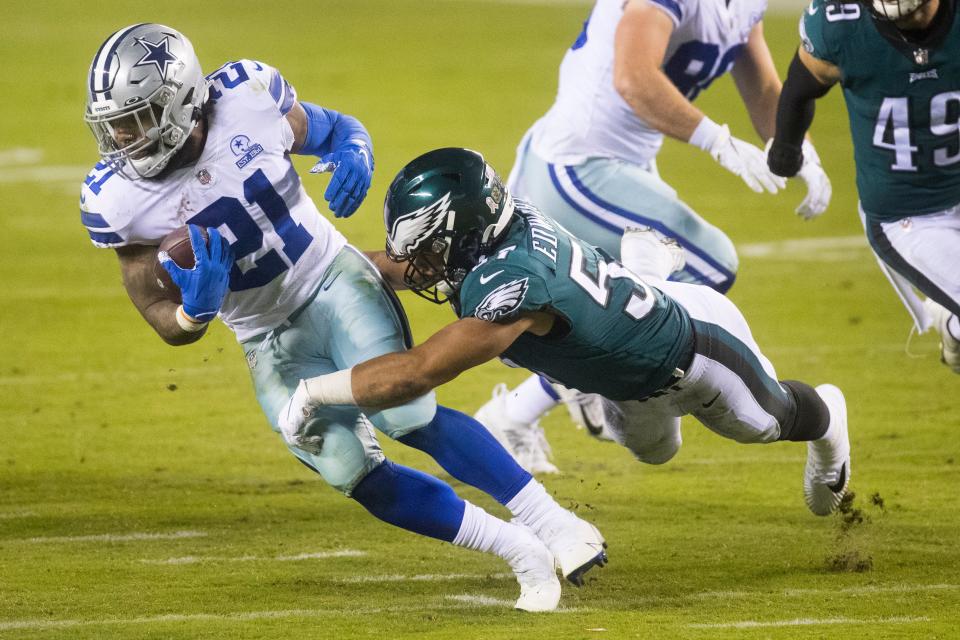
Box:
[79,59,346,341]
[530,0,767,167]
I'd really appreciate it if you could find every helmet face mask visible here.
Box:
[84,24,208,179]
[384,148,515,304]
[865,0,930,22]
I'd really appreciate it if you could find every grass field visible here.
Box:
[2,1,959,638]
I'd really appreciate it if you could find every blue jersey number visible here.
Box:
[663,41,744,100]
[187,169,313,291]
[207,62,251,101]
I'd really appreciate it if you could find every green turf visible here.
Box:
[2,1,958,638]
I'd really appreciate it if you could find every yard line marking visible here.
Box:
[139,549,365,565]
[445,594,515,607]
[739,235,869,261]
[0,510,36,520]
[25,530,206,544]
[0,166,89,184]
[337,572,513,583]
[0,147,44,165]
[1,599,577,631]
[0,364,236,387]
[689,616,930,629]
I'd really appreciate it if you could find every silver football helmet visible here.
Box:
[84,24,208,179]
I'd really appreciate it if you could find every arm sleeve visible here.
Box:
[645,0,684,26]
[297,101,373,158]
[460,265,552,323]
[768,50,834,176]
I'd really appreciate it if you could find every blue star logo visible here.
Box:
[133,36,178,78]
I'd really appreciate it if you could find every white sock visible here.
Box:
[452,501,525,560]
[505,478,568,532]
[505,375,558,424]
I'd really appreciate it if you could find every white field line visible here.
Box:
[0,165,89,184]
[689,616,930,629]
[647,583,960,605]
[0,599,584,632]
[140,550,365,565]
[0,148,44,165]
[739,235,869,261]
[0,364,236,387]
[337,572,512,583]
[0,510,36,520]
[24,530,206,544]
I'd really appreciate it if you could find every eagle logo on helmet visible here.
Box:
[133,36,179,78]
[475,278,528,322]
[388,191,454,257]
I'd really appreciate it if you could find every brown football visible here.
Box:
[153,226,209,302]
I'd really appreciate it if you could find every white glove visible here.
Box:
[277,379,324,453]
[690,117,786,195]
[795,140,832,220]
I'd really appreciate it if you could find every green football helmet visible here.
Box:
[384,147,516,303]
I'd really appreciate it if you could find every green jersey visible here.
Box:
[455,202,694,401]
[800,0,960,221]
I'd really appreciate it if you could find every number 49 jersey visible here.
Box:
[456,201,694,401]
[530,0,766,167]
[79,59,347,341]
[800,0,960,221]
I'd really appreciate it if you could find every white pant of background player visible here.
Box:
[860,204,960,374]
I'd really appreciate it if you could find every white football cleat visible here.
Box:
[924,298,960,373]
[620,226,686,281]
[551,384,620,442]
[804,384,851,516]
[504,525,562,612]
[474,384,559,474]
[527,510,608,587]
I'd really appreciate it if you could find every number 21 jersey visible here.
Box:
[79,59,347,341]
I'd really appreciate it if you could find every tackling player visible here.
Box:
[767,0,960,374]
[474,0,834,473]
[279,148,852,523]
[79,24,606,611]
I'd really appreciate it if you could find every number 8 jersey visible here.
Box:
[79,59,347,340]
[800,0,960,221]
[529,0,766,167]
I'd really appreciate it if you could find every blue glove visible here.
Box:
[311,144,373,218]
[160,225,233,322]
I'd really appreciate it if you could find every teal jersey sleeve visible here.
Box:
[459,261,551,323]
[799,0,859,66]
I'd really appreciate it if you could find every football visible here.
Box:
[153,225,209,301]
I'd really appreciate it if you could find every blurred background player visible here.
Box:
[279,147,851,520]
[79,24,605,611]
[474,0,835,473]
[767,0,960,375]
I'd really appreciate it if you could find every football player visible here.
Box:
[279,148,852,524]
[767,0,960,374]
[79,24,606,611]
[474,0,834,473]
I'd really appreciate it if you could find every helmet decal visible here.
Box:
[475,278,528,322]
[387,191,453,256]
[133,36,179,79]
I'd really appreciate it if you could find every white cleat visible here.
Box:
[475,384,559,474]
[805,384,851,516]
[526,511,608,587]
[504,525,562,612]
[551,384,620,442]
[620,226,686,280]
[924,298,960,373]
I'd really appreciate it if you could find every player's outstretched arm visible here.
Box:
[115,245,207,346]
[286,100,373,219]
[277,314,550,446]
